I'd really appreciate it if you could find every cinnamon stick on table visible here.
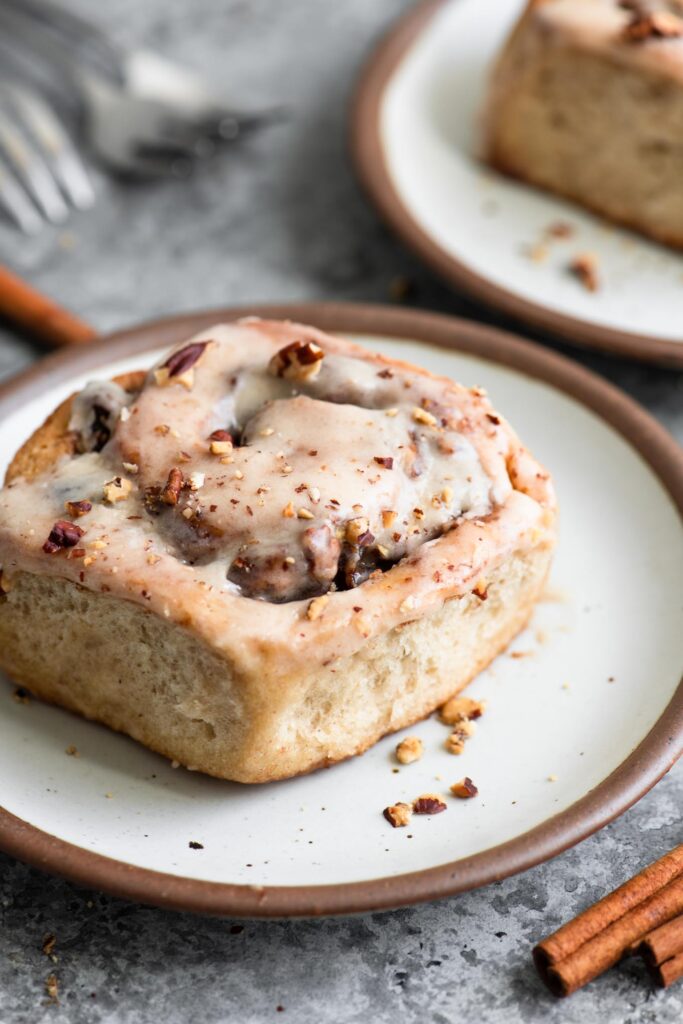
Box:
[0,265,97,347]
[534,843,683,997]
[639,914,683,988]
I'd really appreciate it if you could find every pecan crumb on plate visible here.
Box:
[395,736,423,765]
[383,802,413,828]
[439,695,487,725]
[569,253,600,292]
[413,794,447,815]
[445,718,476,755]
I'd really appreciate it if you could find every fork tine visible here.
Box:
[0,109,68,223]
[0,157,42,234]
[6,84,95,210]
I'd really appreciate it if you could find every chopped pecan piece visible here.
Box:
[450,777,478,799]
[161,467,184,506]
[412,407,437,427]
[445,719,476,755]
[155,341,210,389]
[306,594,329,621]
[383,802,413,828]
[623,10,683,40]
[439,695,487,725]
[373,456,394,470]
[395,736,423,765]
[64,500,92,518]
[345,517,369,545]
[209,429,233,455]
[103,476,133,503]
[43,520,85,554]
[413,794,447,815]
[269,339,325,381]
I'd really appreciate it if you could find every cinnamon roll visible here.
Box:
[0,319,556,782]
[483,1,683,249]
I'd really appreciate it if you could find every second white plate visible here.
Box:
[352,0,683,365]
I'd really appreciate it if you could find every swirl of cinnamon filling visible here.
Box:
[55,320,523,602]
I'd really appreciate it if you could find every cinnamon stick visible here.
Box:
[534,844,683,997]
[654,951,683,989]
[0,265,97,347]
[638,914,683,988]
[639,914,683,967]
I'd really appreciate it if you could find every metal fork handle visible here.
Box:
[1,0,122,80]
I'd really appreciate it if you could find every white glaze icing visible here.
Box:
[532,0,683,82]
[0,320,556,675]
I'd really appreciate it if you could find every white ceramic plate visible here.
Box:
[352,0,683,366]
[0,304,680,917]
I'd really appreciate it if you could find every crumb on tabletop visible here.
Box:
[41,933,57,961]
[45,973,59,1005]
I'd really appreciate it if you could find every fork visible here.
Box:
[0,0,277,176]
[0,79,94,233]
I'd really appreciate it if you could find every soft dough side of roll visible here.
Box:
[0,547,550,782]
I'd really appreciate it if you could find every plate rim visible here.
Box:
[349,0,683,369]
[0,300,681,918]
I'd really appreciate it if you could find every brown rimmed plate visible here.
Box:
[0,302,681,918]
[351,0,683,368]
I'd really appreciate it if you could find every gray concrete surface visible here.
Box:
[0,2,681,1021]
